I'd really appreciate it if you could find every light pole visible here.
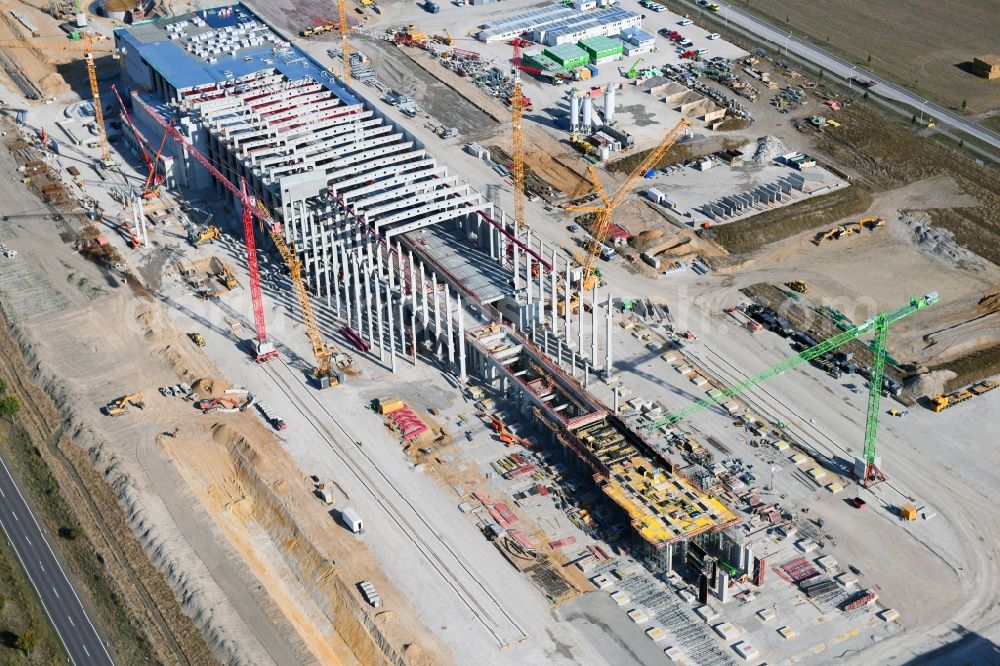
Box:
[847,65,856,89]
[768,464,780,491]
[918,99,928,124]
[783,32,791,56]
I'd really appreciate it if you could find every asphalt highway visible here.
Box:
[0,456,114,665]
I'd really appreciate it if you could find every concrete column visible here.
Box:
[353,256,363,334]
[341,245,351,326]
[458,295,466,383]
[420,262,428,342]
[591,288,598,366]
[537,239,545,328]
[564,258,572,347]
[525,229,533,307]
[331,240,341,319]
[557,338,563,368]
[363,258,374,348]
[386,282,396,372]
[606,291,613,377]
[512,221,520,290]
[387,241,396,292]
[408,251,416,302]
[375,263,385,363]
[398,287,406,363]
[432,274,440,357]
[578,287,584,352]
[446,285,454,365]
[550,248,558,336]
[570,348,576,378]
[613,385,620,413]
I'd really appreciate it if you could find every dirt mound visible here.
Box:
[902,370,956,403]
[978,292,1000,314]
[632,229,665,251]
[192,376,229,398]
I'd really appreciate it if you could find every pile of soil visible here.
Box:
[192,376,229,399]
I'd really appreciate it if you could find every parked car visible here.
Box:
[678,18,692,25]
[707,32,720,40]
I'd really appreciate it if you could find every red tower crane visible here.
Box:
[118,85,279,362]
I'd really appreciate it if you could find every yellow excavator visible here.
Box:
[102,392,144,416]
[786,280,809,294]
[188,225,221,246]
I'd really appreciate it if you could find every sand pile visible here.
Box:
[193,376,229,398]
[901,212,988,271]
[632,229,665,251]
[902,369,956,402]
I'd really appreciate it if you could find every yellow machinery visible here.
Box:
[189,225,221,246]
[405,25,427,41]
[931,379,999,412]
[861,216,885,229]
[786,280,808,293]
[510,70,526,231]
[567,119,690,292]
[102,391,144,416]
[0,35,119,165]
[337,0,350,80]
[220,264,238,289]
[255,200,345,387]
[188,331,207,346]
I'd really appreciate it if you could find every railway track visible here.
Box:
[262,360,530,649]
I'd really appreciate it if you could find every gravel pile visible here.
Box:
[751,135,786,165]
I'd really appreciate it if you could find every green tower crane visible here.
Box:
[647,292,939,486]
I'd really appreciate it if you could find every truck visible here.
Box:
[341,507,364,533]
[314,481,337,505]
[424,0,439,11]
[931,379,999,412]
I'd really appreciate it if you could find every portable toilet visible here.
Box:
[342,507,364,533]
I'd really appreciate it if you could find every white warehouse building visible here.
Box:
[478,3,640,45]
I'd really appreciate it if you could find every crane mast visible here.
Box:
[338,0,350,80]
[568,119,689,291]
[647,292,939,486]
[510,71,526,232]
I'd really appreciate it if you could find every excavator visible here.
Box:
[195,394,255,414]
[786,280,809,294]
[102,392,144,416]
[188,225,221,246]
[488,415,532,448]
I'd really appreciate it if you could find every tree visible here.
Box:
[0,378,6,394]
[0,396,19,420]
[961,98,968,111]
[911,114,917,124]
[15,628,36,655]
[959,139,965,148]
[818,67,825,81]
[867,53,872,63]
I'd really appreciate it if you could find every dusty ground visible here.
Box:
[727,0,1000,114]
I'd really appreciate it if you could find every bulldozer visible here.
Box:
[102,392,145,417]
[188,225,221,247]
[786,280,809,294]
[861,216,885,230]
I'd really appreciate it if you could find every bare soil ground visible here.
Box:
[727,0,1000,114]
[0,313,217,666]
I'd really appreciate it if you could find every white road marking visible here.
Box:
[11,511,17,521]
[40,562,45,572]
[52,586,60,599]
[67,615,75,627]
[25,536,31,546]
[82,644,90,657]
[0,487,5,497]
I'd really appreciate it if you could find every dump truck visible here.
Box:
[931,379,999,412]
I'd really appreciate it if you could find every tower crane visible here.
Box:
[510,67,526,232]
[110,83,169,199]
[337,0,350,81]
[125,88,346,383]
[0,36,121,165]
[647,292,939,487]
[567,118,689,291]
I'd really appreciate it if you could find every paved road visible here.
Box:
[0,456,114,665]
[680,0,1000,153]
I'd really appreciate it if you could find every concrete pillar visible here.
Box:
[353,256,363,334]
[458,295,466,383]
[591,288,598,366]
[363,258,374,349]
[432,274,440,357]
[564,258,572,346]
[398,287,406,364]
[578,287,584,353]
[613,385,620,414]
[446,285,454,365]
[525,229,533,307]
[375,263,385,363]
[537,239,545,328]
[606,291,613,377]
[557,338,563,368]
[331,240,341,318]
[550,248,558,336]
[341,245,351,326]
[385,282,396,372]
[420,262,428,342]
[387,241,395,292]
[512,221,520,290]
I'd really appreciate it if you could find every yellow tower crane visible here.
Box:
[338,0,350,81]
[0,35,120,165]
[567,118,690,291]
[510,71,526,232]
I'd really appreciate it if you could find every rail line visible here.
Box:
[695,344,912,500]
[261,360,529,648]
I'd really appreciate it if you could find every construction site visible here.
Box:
[0,0,998,664]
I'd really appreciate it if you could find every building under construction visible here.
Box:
[113,3,740,576]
